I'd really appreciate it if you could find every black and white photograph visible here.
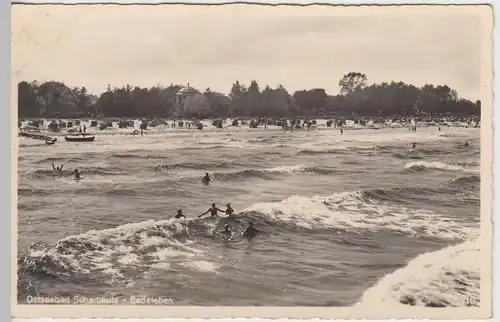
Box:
[12,3,492,319]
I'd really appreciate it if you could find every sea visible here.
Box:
[17,119,481,308]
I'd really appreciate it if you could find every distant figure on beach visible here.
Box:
[199,203,225,218]
[52,163,63,172]
[412,142,416,149]
[74,169,81,179]
[83,125,87,134]
[174,209,186,219]
[79,126,83,134]
[202,173,211,185]
[222,224,232,240]
[340,129,344,135]
[224,203,235,216]
[241,221,261,239]
[140,128,144,136]
[438,126,441,131]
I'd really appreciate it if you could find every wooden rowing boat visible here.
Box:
[64,135,95,142]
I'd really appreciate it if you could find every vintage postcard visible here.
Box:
[11,3,493,319]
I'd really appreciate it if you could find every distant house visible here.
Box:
[174,84,200,117]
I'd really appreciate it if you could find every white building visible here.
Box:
[174,84,199,116]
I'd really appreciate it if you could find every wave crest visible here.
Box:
[356,239,480,308]
[404,161,478,172]
[244,190,477,240]
[17,218,218,287]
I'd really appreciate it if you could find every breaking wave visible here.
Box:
[18,218,216,289]
[450,175,480,187]
[170,165,337,182]
[244,189,478,240]
[213,165,335,180]
[23,166,125,178]
[356,239,480,308]
[154,161,240,172]
[18,185,480,299]
[404,161,479,172]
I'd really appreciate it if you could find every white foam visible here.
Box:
[181,260,220,273]
[149,262,171,270]
[153,247,196,260]
[29,218,206,282]
[356,239,480,308]
[117,253,140,265]
[263,165,308,174]
[245,191,478,240]
[404,161,478,172]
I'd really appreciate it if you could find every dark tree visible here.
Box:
[17,74,480,119]
[339,72,368,95]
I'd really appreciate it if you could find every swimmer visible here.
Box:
[465,141,469,147]
[241,221,262,239]
[174,209,186,219]
[224,203,235,216]
[202,173,211,185]
[52,163,64,172]
[199,203,225,218]
[222,224,232,240]
[74,169,80,179]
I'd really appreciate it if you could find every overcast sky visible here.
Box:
[11,5,490,100]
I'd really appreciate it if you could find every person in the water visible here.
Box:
[202,173,211,184]
[465,141,469,147]
[222,224,232,240]
[74,169,80,179]
[412,142,416,149]
[52,163,64,172]
[199,203,225,218]
[241,221,261,239]
[174,209,186,219]
[224,203,235,216]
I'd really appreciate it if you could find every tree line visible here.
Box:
[17,73,481,119]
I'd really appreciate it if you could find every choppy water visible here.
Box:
[17,120,480,307]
